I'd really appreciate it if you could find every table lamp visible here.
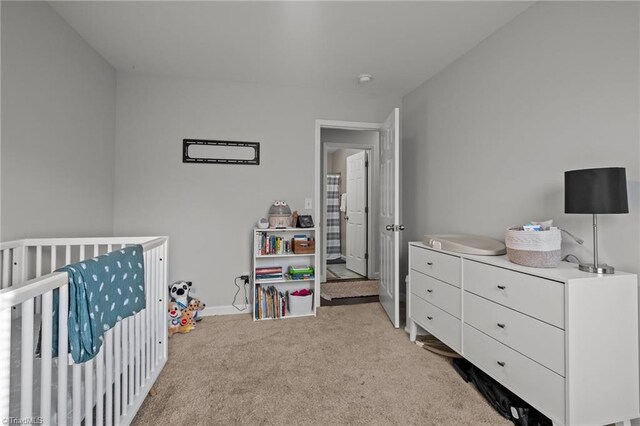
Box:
[564,167,628,274]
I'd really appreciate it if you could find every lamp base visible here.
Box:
[578,263,615,274]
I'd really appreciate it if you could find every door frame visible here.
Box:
[315,120,381,308]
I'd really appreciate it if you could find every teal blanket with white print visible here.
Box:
[49,245,146,363]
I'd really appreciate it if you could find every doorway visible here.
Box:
[325,148,369,282]
[318,127,380,306]
[314,109,402,327]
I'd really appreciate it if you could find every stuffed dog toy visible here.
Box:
[168,301,194,336]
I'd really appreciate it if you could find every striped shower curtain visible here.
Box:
[326,174,341,260]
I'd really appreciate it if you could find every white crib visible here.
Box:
[0,236,169,426]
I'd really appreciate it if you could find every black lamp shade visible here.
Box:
[565,167,629,214]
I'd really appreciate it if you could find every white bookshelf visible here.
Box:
[252,227,318,321]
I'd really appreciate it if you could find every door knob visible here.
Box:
[345,216,349,221]
[397,225,405,231]
[385,225,394,231]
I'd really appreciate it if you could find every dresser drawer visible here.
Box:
[411,271,460,318]
[463,260,565,328]
[410,247,460,287]
[411,294,461,352]
[463,324,565,424]
[464,292,565,376]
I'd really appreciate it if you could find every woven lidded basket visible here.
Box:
[505,227,561,268]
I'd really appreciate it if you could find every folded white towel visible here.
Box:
[339,193,347,212]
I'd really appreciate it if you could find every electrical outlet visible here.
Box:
[305,198,312,209]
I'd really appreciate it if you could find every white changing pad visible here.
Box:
[422,234,506,256]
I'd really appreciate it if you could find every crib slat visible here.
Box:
[107,244,113,254]
[65,245,71,265]
[0,307,11,422]
[13,246,26,285]
[35,246,43,313]
[161,243,168,361]
[80,245,86,262]
[128,316,135,401]
[121,319,128,417]
[20,298,34,419]
[57,284,69,426]
[145,315,150,381]
[96,348,104,426]
[105,328,114,426]
[2,250,9,288]
[40,291,53,423]
[94,244,99,259]
[50,245,57,272]
[72,364,81,426]
[85,360,93,426]
[152,249,158,365]
[146,251,154,370]
[36,245,43,277]
[152,249,158,367]
[135,313,141,394]
[141,309,148,382]
[114,322,122,426]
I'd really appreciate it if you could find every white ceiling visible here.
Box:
[51,1,532,97]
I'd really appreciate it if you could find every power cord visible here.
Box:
[232,275,250,311]
[560,229,584,245]
[562,254,583,264]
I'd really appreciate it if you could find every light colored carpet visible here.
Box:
[321,280,379,300]
[132,304,508,426]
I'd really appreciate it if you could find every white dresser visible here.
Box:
[408,242,639,426]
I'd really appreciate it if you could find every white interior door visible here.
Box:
[379,108,401,328]
[346,151,367,276]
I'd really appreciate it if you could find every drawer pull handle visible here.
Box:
[427,289,433,293]
[497,361,506,367]
[497,285,506,290]
[427,262,433,266]
[497,323,506,328]
[427,316,433,320]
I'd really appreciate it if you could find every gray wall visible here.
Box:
[402,1,640,276]
[328,148,363,257]
[1,1,116,240]
[113,72,398,309]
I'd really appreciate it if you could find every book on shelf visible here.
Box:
[257,232,294,256]
[255,266,282,274]
[255,284,288,320]
[256,274,284,281]
[289,274,314,280]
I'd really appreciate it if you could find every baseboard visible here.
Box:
[201,305,252,316]
[340,254,346,261]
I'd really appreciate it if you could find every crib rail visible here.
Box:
[0,237,168,426]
